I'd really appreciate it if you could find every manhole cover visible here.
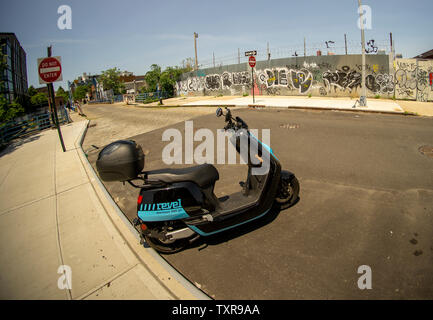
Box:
[279,123,300,129]
[419,145,433,158]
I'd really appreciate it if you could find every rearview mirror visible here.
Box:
[216,107,223,117]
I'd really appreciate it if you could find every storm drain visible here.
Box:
[419,145,433,158]
[279,123,300,129]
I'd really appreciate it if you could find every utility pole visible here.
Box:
[389,32,395,85]
[390,32,394,56]
[46,45,66,152]
[304,37,306,57]
[194,32,198,71]
[213,52,215,68]
[238,48,240,64]
[267,42,270,61]
[344,34,348,55]
[358,0,367,107]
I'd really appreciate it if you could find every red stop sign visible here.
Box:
[248,56,256,68]
[38,57,62,83]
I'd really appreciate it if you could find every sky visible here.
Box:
[1,0,432,91]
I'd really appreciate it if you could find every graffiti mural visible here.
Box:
[256,67,313,93]
[365,74,394,94]
[394,59,433,102]
[365,39,378,54]
[177,66,391,97]
[232,71,250,86]
[322,66,362,93]
[176,56,430,101]
[290,69,313,94]
[205,74,221,90]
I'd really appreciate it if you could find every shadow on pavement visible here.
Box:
[174,198,301,254]
[0,134,42,158]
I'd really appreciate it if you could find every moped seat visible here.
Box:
[146,164,219,188]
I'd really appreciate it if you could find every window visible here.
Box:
[2,69,12,81]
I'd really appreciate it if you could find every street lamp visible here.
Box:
[358,0,367,107]
[194,32,198,71]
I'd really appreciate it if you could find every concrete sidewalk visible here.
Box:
[183,96,405,113]
[128,95,432,116]
[0,120,208,300]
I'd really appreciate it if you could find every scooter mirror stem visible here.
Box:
[224,107,233,123]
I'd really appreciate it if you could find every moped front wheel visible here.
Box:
[275,173,300,209]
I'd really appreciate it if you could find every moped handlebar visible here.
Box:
[216,107,248,131]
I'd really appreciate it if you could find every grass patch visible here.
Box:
[136,97,161,104]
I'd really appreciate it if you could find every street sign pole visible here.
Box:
[248,55,257,104]
[46,46,66,152]
[252,66,255,104]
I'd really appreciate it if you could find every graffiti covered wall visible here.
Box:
[394,58,433,102]
[177,54,395,98]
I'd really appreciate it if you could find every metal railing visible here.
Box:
[87,94,124,104]
[0,109,69,145]
[135,91,171,103]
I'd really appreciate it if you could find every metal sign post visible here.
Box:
[38,47,66,152]
[246,51,257,104]
[249,56,256,104]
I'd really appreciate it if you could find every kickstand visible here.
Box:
[243,167,252,196]
[198,243,208,251]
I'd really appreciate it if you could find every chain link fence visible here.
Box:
[197,38,392,70]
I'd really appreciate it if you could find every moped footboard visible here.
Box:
[186,158,281,236]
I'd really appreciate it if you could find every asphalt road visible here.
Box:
[84,105,433,299]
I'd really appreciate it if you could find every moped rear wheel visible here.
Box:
[275,174,300,209]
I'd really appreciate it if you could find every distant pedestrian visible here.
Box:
[63,104,72,123]
[74,100,85,116]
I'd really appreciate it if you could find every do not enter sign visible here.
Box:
[38,56,62,84]
[248,56,256,68]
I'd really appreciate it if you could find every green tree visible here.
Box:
[160,66,185,96]
[144,64,162,92]
[0,49,24,123]
[0,97,24,123]
[143,64,188,95]
[73,84,91,101]
[27,85,37,97]
[30,92,48,106]
[98,67,125,95]
[56,86,69,102]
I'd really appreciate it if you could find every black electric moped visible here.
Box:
[96,107,299,253]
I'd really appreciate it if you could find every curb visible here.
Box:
[280,105,407,116]
[165,103,408,115]
[75,120,210,300]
